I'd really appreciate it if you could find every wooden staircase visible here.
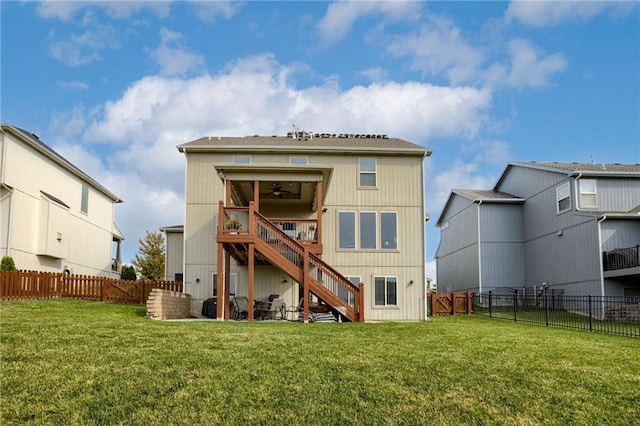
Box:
[217,203,364,322]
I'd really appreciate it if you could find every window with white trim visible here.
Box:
[556,182,571,214]
[358,158,377,187]
[233,155,250,164]
[212,273,237,297]
[359,212,376,249]
[338,211,356,249]
[579,179,597,208]
[374,276,397,306]
[81,184,89,214]
[290,156,308,165]
[339,211,398,251]
[380,212,397,250]
[338,276,360,305]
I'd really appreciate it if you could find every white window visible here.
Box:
[556,182,571,214]
[81,184,89,214]
[359,158,377,187]
[233,155,251,164]
[338,211,356,249]
[374,276,397,306]
[212,273,237,297]
[339,211,398,251]
[290,156,308,165]
[338,276,360,305]
[579,179,597,208]
[359,212,376,249]
[380,212,397,250]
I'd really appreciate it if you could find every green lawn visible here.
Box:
[1,300,639,425]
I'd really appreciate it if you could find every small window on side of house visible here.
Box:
[233,155,251,164]
[290,156,308,165]
[556,182,571,214]
[359,158,377,187]
[81,184,89,214]
[579,179,597,209]
[374,276,397,306]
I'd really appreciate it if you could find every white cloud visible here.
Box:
[150,28,205,76]
[37,1,171,21]
[317,0,421,43]
[47,18,120,66]
[56,81,89,90]
[360,67,389,84]
[387,17,485,86]
[504,0,637,27]
[191,1,241,22]
[484,39,567,88]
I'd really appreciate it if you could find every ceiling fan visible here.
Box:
[262,183,292,198]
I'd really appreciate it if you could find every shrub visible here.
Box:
[1,256,16,271]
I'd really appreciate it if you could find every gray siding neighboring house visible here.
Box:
[436,162,640,298]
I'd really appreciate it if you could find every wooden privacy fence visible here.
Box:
[428,291,473,316]
[0,270,183,304]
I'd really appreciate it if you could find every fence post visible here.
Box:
[466,291,472,315]
[588,295,593,332]
[489,291,492,318]
[513,289,518,322]
[544,287,549,327]
[451,292,456,315]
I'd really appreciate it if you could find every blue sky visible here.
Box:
[2,1,639,279]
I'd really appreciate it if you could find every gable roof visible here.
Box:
[497,161,640,185]
[177,134,431,157]
[1,124,122,203]
[436,189,524,226]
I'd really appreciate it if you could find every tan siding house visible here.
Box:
[172,131,431,321]
[0,124,124,277]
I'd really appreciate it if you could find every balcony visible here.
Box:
[603,246,640,278]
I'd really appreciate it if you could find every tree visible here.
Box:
[121,265,137,281]
[131,231,165,281]
[1,256,17,271]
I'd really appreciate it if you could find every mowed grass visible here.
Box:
[1,300,639,425]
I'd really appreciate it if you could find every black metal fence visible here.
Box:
[473,289,640,338]
[603,245,640,271]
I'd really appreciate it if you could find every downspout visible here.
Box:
[1,130,13,258]
[597,214,607,298]
[573,172,583,211]
[477,200,483,293]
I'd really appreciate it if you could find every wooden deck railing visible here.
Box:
[603,245,640,271]
[0,270,182,304]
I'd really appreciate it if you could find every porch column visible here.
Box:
[224,252,231,320]
[253,180,260,210]
[316,180,323,247]
[225,179,232,206]
[303,249,310,323]
[248,244,255,321]
[216,242,224,320]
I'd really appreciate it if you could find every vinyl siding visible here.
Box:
[1,131,117,276]
[588,178,640,212]
[182,150,426,320]
[601,220,640,252]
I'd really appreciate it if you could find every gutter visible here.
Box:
[597,215,607,297]
[477,200,483,293]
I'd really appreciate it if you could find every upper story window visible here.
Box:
[338,211,356,249]
[579,179,597,209]
[556,182,571,214]
[380,212,397,250]
[81,184,89,214]
[359,212,377,249]
[233,155,251,164]
[339,210,398,251]
[290,156,308,165]
[358,158,377,187]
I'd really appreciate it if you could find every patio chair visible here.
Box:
[232,296,249,320]
[266,298,285,320]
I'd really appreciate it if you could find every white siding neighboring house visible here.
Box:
[168,131,431,321]
[0,124,124,277]
[436,161,640,298]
